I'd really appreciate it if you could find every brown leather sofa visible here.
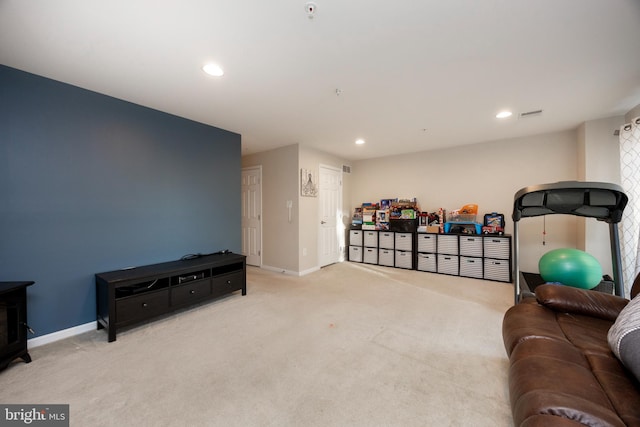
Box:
[502,281,640,426]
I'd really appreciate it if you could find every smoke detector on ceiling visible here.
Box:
[305,2,317,19]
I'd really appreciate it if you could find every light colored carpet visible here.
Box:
[1,262,514,426]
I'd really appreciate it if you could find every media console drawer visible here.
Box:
[212,271,244,295]
[116,290,170,325]
[96,253,246,342]
[171,279,212,306]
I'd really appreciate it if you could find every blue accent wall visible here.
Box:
[0,65,241,337]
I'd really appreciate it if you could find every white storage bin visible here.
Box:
[437,254,459,275]
[459,236,483,257]
[395,250,413,269]
[395,232,413,251]
[349,246,362,262]
[378,249,394,266]
[460,256,483,279]
[379,232,395,249]
[484,258,511,282]
[363,247,378,264]
[437,235,459,255]
[417,233,437,253]
[417,253,437,272]
[349,230,363,246]
[363,231,378,247]
[484,237,510,259]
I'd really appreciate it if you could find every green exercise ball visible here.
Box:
[539,248,603,289]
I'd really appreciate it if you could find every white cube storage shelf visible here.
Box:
[348,230,364,262]
[348,229,511,283]
[483,237,511,281]
[425,233,511,282]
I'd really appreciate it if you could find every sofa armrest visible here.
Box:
[535,284,628,322]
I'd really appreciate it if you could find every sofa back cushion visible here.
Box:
[535,284,628,322]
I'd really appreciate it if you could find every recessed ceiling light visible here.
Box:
[202,63,224,77]
[355,139,365,145]
[496,111,513,119]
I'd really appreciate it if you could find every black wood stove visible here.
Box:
[0,281,34,371]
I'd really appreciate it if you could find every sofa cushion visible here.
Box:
[608,294,640,382]
[535,284,628,322]
[557,312,614,355]
[503,302,569,356]
[509,336,590,370]
[586,352,640,425]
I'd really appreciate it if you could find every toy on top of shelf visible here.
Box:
[362,205,377,230]
[418,213,429,232]
[376,209,390,230]
[418,211,444,233]
[444,203,482,234]
[351,207,363,225]
[482,212,505,235]
[448,204,478,222]
[380,199,397,210]
[390,200,418,220]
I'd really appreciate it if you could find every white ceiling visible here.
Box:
[2,0,640,160]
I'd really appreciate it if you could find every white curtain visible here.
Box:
[619,116,640,297]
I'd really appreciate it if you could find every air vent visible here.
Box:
[342,165,351,173]
[519,109,543,118]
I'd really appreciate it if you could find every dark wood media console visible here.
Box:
[96,253,246,342]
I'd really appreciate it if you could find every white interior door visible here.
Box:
[319,165,342,267]
[241,167,262,266]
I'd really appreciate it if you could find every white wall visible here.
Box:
[243,144,350,274]
[243,115,630,277]
[298,146,350,273]
[577,116,625,275]
[351,130,578,272]
[243,144,300,273]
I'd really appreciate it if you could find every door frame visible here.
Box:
[241,165,262,267]
[318,164,343,267]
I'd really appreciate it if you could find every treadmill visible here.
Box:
[512,181,628,304]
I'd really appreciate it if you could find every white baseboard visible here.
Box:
[298,266,320,276]
[260,265,300,276]
[28,321,97,348]
[261,264,322,277]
